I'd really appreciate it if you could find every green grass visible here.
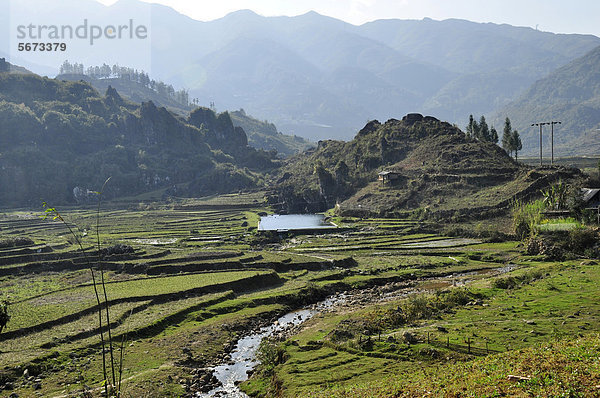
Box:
[243,259,600,397]
[1,195,597,398]
[6,270,274,331]
[537,218,582,231]
[302,334,600,397]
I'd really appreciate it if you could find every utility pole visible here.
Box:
[549,121,561,165]
[532,122,549,166]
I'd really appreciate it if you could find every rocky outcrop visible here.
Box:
[356,120,381,137]
[189,106,218,132]
[104,85,124,106]
[189,108,248,151]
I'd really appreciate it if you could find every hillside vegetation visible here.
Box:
[230,110,314,157]
[57,71,313,157]
[0,72,277,206]
[272,114,582,219]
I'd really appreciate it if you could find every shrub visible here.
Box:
[403,295,433,322]
[526,237,546,255]
[436,287,474,307]
[492,269,544,289]
[492,276,518,289]
[512,199,544,240]
[256,340,288,376]
[0,301,9,333]
[568,227,598,254]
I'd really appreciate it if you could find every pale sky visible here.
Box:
[95,0,600,37]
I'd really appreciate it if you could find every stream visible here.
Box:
[195,264,516,397]
[196,296,344,398]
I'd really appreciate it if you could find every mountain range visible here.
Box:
[2,0,600,154]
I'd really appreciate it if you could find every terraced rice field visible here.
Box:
[0,193,540,397]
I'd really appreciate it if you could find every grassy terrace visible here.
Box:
[242,257,600,397]
[0,192,597,397]
[5,270,274,331]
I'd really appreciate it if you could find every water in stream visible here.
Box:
[195,264,517,397]
[196,296,343,398]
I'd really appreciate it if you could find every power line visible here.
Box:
[549,121,561,165]
[531,121,561,166]
[531,122,549,166]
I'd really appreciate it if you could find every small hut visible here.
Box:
[378,170,401,185]
[582,188,600,209]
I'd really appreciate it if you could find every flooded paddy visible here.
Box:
[258,214,337,231]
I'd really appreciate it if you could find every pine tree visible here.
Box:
[512,130,522,161]
[502,117,513,156]
[466,114,475,138]
[479,115,490,141]
[490,126,499,144]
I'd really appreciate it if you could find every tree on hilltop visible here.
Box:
[478,115,490,141]
[466,114,475,138]
[512,130,522,161]
[502,117,513,156]
[466,114,498,143]
[501,117,522,160]
[490,126,499,144]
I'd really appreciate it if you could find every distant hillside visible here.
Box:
[271,114,581,219]
[496,45,600,156]
[57,73,191,115]
[57,71,312,157]
[360,18,598,75]
[0,57,32,75]
[230,110,314,157]
[159,11,600,141]
[0,72,277,206]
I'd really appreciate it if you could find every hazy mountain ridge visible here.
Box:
[3,0,600,150]
[496,44,600,156]
[162,9,600,142]
[359,18,598,74]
